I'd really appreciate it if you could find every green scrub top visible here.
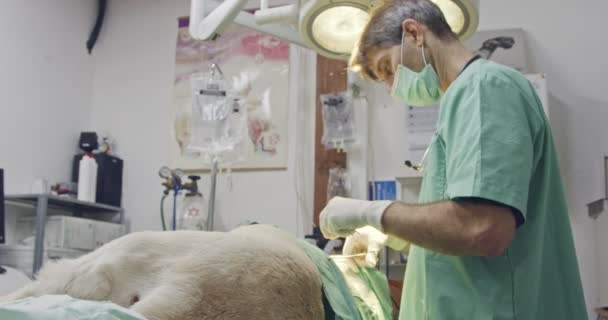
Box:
[399,59,588,320]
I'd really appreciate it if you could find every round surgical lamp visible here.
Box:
[300,0,479,61]
[431,0,479,40]
[299,0,373,60]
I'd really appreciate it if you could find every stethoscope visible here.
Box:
[404,134,436,172]
[402,56,481,173]
[405,145,430,172]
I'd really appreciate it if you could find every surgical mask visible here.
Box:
[390,32,443,106]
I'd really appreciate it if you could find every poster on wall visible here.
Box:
[406,105,439,163]
[170,18,290,171]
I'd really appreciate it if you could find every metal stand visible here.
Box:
[207,159,218,231]
[203,63,224,232]
[33,195,48,275]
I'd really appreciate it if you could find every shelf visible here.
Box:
[395,166,425,180]
[5,194,123,215]
[396,175,423,182]
[3,194,124,275]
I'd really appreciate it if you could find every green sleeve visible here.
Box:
[442,75,535,221]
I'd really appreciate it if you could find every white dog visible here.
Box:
[0,224,325,320]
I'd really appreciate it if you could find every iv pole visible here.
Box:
[204,63,224,231]
[207,158,218,231]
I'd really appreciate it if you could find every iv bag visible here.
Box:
[187,71,246,164]
[327,167,351,201]
[321,92,355,150]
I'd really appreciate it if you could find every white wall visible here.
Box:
[88,0,317,236]
[0,1,96,243]
[0,0,95,194]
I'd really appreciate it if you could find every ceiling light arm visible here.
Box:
[254,2,300,26]
[189,0,306,47]
[234,11,307,47]
[190,0,249,40]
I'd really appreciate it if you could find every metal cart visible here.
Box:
[4,194,123,275]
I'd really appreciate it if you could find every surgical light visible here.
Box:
[431,0,479,40]
[299,0,479,60]
[300,0,372,60]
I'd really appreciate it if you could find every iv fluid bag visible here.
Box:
[321,92,355,149]
[187,72,246,164]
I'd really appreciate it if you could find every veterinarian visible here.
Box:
[319,0,587,319]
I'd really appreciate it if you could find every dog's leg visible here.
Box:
[0,262,111,304]
[65,265,112,301]
[130,284,198,320]
[0,284,35,303]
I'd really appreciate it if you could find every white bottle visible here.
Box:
[77,154,98,202]
[178,193,207,230]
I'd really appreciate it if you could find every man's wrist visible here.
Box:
[365,201,394,231]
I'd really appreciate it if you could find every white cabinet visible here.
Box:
[525,74,549,118]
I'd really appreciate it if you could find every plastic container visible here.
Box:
[77,154,97,202]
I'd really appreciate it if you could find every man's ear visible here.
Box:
[402,19,425,48]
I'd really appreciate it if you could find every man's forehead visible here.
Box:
[365,47,391,79]
[360,48,381,79]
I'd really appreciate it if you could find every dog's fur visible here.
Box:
[0,224,324,320]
